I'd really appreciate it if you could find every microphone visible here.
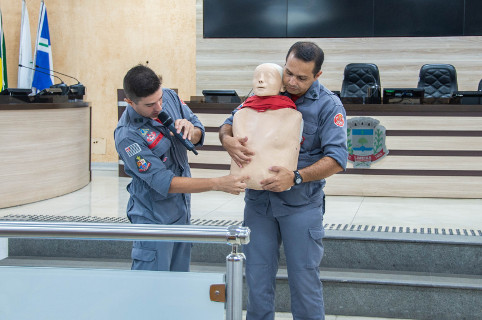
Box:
[35,64,85,96]
[19,64,69,95]
[158,111,198,155]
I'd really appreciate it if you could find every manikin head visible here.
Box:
[252,63,284,96]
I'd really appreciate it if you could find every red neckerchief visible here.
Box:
[241,95,296,112]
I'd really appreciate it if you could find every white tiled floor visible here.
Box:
[2,166,480,232]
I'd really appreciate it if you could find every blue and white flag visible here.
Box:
[18,0,33,89]
[32,1,53,92]
[0,7,7,91]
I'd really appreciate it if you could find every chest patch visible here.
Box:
[139,128,165,149]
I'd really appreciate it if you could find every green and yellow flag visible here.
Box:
[0,7,7,91]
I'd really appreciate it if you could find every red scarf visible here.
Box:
[241,95,296,112]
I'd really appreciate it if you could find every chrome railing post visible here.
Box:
[225,225,249,320]
[226,244,245,320]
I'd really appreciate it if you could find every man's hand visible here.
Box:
[213,175,250,195]
[222,135,255,168]
[260,166,294,192]
[174,119,195,140]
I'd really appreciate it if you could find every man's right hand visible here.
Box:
[222,135,255,168]
[213,175,250,195]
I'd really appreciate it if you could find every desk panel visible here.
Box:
[0,103,91,208]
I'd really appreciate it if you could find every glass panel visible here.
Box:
[0,266,225,320]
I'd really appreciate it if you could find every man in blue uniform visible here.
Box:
[219,42,348,319]
[115,65,248,272]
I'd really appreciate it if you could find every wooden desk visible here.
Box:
[0,102,91,208]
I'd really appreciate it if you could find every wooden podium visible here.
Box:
[0,101,91,208]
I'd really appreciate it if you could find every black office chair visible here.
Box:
[417,64,458,99]
[341,63,381,98]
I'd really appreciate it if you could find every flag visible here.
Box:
[18,0,33,89]
[0,7,7,91]
[32,1,53,92]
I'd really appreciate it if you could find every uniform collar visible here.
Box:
[303,80,322,100]
[282,80,322,102]
[126,104,151,128]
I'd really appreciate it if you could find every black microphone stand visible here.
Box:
[34,64,85,98]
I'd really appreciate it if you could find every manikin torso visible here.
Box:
[230,63,303,190]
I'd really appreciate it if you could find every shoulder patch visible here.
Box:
[136,156,151,172]
[124,143,141,157]
[334,113,345,127]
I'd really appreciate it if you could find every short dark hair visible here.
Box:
[123,64,163,103]
[286,42,324,76]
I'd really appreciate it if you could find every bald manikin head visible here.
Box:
[252,63,284,96]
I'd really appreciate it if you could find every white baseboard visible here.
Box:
[91,162,117,171]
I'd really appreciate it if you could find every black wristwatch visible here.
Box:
[293,170,303,185]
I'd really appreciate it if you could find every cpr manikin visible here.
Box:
[231,63,303,190]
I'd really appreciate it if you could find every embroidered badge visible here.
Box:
[136,156,151,172]
[347,117,388,168]
[147,131,157,142]
[334,113,345,127]
[146,130,164,149]
[139,128,149,136]
[124,143,141,157]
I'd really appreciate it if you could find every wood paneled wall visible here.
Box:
[184,103,482,199]
[196,0,482,97]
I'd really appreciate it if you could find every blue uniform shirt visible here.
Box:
[115,88,205,224]
[223,81,347,216]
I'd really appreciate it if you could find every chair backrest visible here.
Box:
[417,64,458,98]
[478,79,482,91]
[340,63,381,98]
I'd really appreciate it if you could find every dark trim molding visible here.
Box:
[189,163,482,177]
[387,130,482,137]
[0,102,90,110]
[343,169,482,177]
[190,163,230,170]
[388,150,482,157]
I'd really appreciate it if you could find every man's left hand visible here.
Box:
[174,119,195,140]
[260,166,294,192]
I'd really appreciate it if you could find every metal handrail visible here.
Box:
[0,220,249,320]
[0,221,250,245]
